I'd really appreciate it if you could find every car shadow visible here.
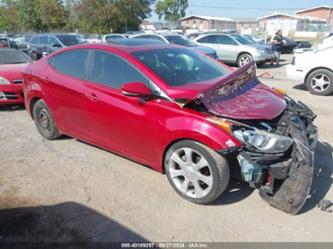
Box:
[0,202,148,246]
[211,179,255,206]
[299,141,333,214]
[293,83,307,91]
[0,104,25,112]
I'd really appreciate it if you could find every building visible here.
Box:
[180,15,236,32]
[140,21,166,31]
[257,13,327,37]
[236,19,259,34]
[296,5,333,25]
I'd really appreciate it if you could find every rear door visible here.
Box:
[45,49,93,138]
[82,49,162,165]
[215,35,239,63]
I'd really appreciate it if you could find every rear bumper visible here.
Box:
[0,84,24,105]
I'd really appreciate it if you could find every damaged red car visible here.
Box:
[22,42,318,214]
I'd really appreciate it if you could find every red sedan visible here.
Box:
[0,48,31,105]
[22,41,317,214]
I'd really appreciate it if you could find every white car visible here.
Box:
[287,46,333,96]
[102,34,126,43]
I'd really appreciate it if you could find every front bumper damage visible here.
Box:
[236,98,317,214]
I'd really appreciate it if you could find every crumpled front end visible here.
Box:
[228,97,317,214]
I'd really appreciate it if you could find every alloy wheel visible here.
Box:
[310,73,331,93]
[168,147,213,199]
[239,55,252,66]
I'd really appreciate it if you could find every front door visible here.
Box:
[83,49,162,165]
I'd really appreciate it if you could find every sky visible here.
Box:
[148,0,333,21]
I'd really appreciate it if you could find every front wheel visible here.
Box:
[237,53,253,67]
[164,140,230,204]
[306,69,333,96]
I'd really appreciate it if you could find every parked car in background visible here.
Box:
[186,32,202,40]
[102,34,127,43]
[279,37,298,54]
[194,33,275,67]
[243,34,265,44]
[287,46,333,96]
[13,33,34,53]
[131,33,219,59]
[22,43,317,214]
[295,40,312,49]
[105,38,164,46]
[0,48,31,105]
[0,38,10,48]
[29,33,81,59]
[85,34,102,43]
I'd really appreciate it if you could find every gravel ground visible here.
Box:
[0,54,332,243]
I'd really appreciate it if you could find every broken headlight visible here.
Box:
[233,129,293,153]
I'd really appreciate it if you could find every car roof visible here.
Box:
[107,38,164,46]
[52,42,182,55]
[31,33,78,37]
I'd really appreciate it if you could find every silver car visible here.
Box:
[194,33,275,67]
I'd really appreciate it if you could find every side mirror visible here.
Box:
[121,82,151,97]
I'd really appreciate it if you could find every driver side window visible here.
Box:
[90,50,150,89]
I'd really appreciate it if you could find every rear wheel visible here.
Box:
[237,53,253,67]
[306,69,333,96]
[32,100,61,140]
[164,140,230,204]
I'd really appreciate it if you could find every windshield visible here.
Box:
[231,34,253,45]
[164,35,197,47]
[132,48,230,87]
[56,35,80,46]
[0,50,31,64]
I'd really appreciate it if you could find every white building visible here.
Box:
[257,13,327,37]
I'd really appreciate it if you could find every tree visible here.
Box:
[0,0,19,31]
[76,0,154,34]
[35,0,66,31]
[155,0,188,24]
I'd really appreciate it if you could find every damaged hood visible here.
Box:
[198,63,286,120]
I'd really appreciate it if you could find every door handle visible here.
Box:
[85,92,98,101]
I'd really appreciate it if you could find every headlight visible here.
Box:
[0,76,10,85]
[233,129,293,153]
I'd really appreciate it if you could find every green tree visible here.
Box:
[0,0,19,31]
[76,0,153,34]
[16,0,41,31]
[155,0,188,24]
[35,0,66,31]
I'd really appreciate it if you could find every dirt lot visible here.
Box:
[0,54,332,243]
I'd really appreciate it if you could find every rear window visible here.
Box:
[56,35,80,46]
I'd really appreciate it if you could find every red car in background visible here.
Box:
[0,48,31,105]
[22,41,318,214]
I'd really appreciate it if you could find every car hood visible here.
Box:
[190,45,216,55]
[170,63,286,120]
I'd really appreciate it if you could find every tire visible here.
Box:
[32,99,61,140]
[164,140,230,204]
[306,69,333,96]
[237,53,253,67]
